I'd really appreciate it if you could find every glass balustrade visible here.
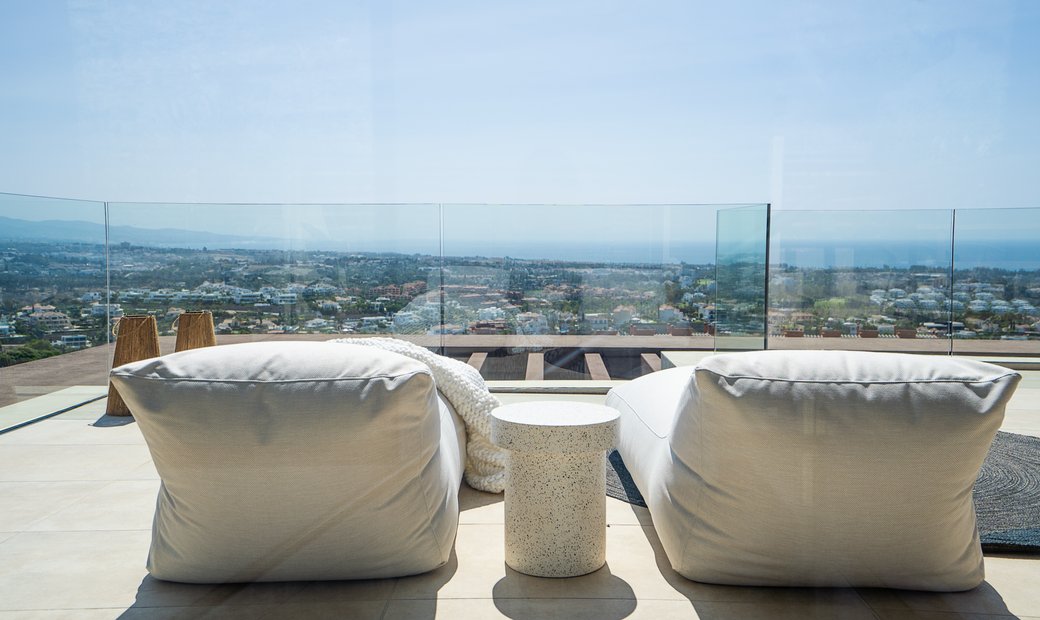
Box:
[763,207,1039,354]
[440,204,723,380]
[2,188,1036,425]
[715,204,770,351]
[105,202,441,348]
[767,209,955,353]
[952,207,1040,356]
[0,192,109,419]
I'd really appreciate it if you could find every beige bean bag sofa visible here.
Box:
[110,341,466,583]
[606,350,1020,591]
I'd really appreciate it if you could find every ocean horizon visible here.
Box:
[1,214,1037,270]
[772,240,1039,271]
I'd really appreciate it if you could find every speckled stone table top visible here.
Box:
[491,401,619,454]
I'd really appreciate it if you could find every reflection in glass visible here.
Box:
[105,202,441,347]
[9,193,1034,417]
[715,204,770,351]
[440,204,724,380]
[952,208,1040,355]
[0,192,109,409]
[767,209,954,354]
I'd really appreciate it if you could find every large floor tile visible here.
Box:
[606,496,651,525]
[54,399,111,421]
[0,609,128,619]
[0,419,143,446]
[984,556,1040,616]
[291,578,398,602]
[255,600,388,619]
[1003,390,1040,437]
[490,563,639,601]
[872,610,1022,620]
[394,524,647,602]
[393,522,662,602]
[392,525,499,600]
[0,444,153,482]
[604,522,878,609]
[1013,374,1040,389]
[593,523,693,602]
[385,597,640,620]
[27,480,158,532]
[0,387,106,432]
[384,596,878,619]
[131,578,308,609]
[857,581,1020,617]
[1006,389,1040,410]
[0,530,150,611]
[857,553,1040,617]
[125,577,398,614]
[458,484,504,524]
[117,605,288,619]
[127,459,160,480]
[127,575,400,609]
[0,481,108,532]
[679,598,878,620]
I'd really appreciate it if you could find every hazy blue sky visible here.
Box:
[1,0,1038,214]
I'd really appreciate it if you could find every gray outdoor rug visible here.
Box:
[606,431,1040,553]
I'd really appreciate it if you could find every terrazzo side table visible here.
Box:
[490,401,619,578]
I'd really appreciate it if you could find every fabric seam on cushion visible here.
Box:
[609,390,670,440]
[109,369,433,384]
[675,377,703,577]
[415,382,450,567]
[695,370,1019,385]
[675,448,696,576]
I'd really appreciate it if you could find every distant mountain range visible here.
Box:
[0,216,280,249]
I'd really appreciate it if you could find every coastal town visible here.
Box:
[0,240,717,363]
[2,239,1039,366]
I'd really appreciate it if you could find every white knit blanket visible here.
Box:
[328,337,507,493]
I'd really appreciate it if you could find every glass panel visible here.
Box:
[0,192,109,421]
[767,209,954,353]
[952,207,1040,356]
[105,203,441,353]
[440,204,722,381]
[714,204,770,351]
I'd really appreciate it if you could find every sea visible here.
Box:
[447,240,1039,271]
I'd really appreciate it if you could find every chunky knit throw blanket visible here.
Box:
[328,337,507,493]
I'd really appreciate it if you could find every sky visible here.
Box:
[1,0,1038,223]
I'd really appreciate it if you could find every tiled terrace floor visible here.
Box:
[1,380,1039,619]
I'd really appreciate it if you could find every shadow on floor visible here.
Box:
[492,563,636,619]
[91,414,136,427]
[636,518,1018,619]
[114,482,485,617]
[118,550,459,618]
[458,481,504,512]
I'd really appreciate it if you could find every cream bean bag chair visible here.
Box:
[110,341,466,583]
[606,350,1020,591]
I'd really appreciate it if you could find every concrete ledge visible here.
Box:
[660,351,715,369]
[0,386,108,434]
[489,380,624,395]
[964,356,1040,371]
[663,350,1040,372]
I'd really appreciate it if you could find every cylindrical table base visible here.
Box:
[504,450,607,578]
